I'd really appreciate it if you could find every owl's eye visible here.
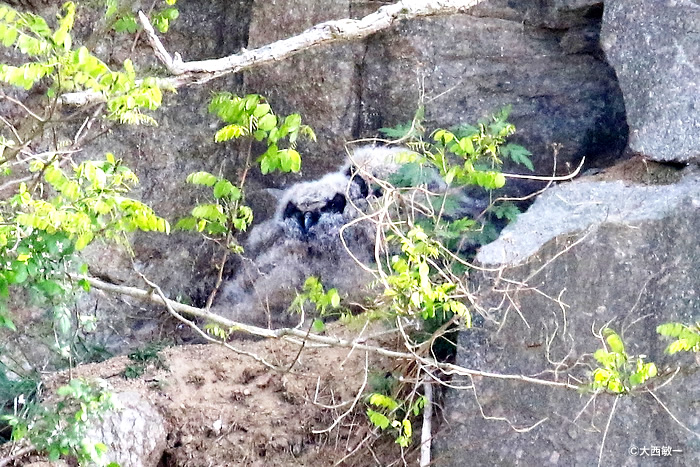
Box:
[322,193,347,214]
[282,201,304,228]
[345,166,369,198]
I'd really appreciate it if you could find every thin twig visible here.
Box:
[420,374,433,467]
[0,446,35,467]
[597,395,619,467]
[81,274,582,391]
[647,390,700,439]
[313,352,370,434]
[136,271,280,370]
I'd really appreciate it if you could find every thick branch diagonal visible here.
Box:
[60,0,483,105]
[154,0,482,77]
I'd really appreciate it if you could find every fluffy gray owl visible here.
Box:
[214,169,374,328]
[212,145,488,328]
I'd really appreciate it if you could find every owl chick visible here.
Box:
[215,170,375,328]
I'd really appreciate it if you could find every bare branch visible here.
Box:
[137,10,176,71]
[82,275,581,391]
[420,374,433,467]
[60,0,485,106]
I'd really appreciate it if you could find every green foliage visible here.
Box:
[374,107,530,341]
[204,322,233,340]
[657,322,700,354]
[0,367,40,442]
[176,171,252,253]
[589,329,658,394]
[0,154,168,358]
[379,105,425,141]
[105,0,179,35]
[0,2,164,125]
[366,392,426,448]
[13,155,170,245]
[122,342,168,379]
[290,276,343,332]
[384,227,469,324]
[209,93,315,174]
[2,378,118,466]
[429,108,533,190]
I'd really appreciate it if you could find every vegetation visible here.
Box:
[2,378,117,466]
[589,329,657,394]
[0,1,696,465]
[657,322,700,354]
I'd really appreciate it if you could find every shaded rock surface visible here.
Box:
[435,170,700,465]
[1,1,630,360]
[601,0,700,162]
[362,0,626,191]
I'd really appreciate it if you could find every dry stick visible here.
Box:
[60,0,486,106]
[135,272,280,370]
[0,446,35,467]
[313,352,370,435]
[420,374,433,467]
[82,275,581,390]
[597,395,619,467]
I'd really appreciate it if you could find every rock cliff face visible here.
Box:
[433,2,699,463]
[2,0,632,361]
[1,1,698,465]
[601,0,699,163]
[435,168,700,465]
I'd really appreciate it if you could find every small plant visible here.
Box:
[290,276,343,332]
[105,0,180,35]
[122,342,168,379]
[589,329,658,394]
[656,322,700,354]
[208,92,315,175]
[385,227,469,324]
[366,392,426,448]
[367,108,532,448]
[0,154,168,358]
[175,172,252,254]
[179,93,315,310]
[0,2,165,125]
[2,378,118,466]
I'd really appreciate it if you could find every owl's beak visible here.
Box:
[304,211,314,232]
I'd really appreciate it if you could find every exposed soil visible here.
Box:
[584,155,687,185]
[1,322,422,467]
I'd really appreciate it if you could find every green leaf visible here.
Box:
[257,113,277,132]
[37,279,63,297]
[214,124,246,142]
[175,216,196,230]
[213,179,238,199]
[368,393,399,411]
[252,103,270,118]
[113,15,139,34]
[502,143,534,171]
[312,319,325,333]
[75,232,93,250]
[330,291,340,308]
[191,204,225,223]
[186,171,217,186]
[604,329,625,355]
[277,148,301,173]
[1,27,17,47]
[367,409,390,430]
